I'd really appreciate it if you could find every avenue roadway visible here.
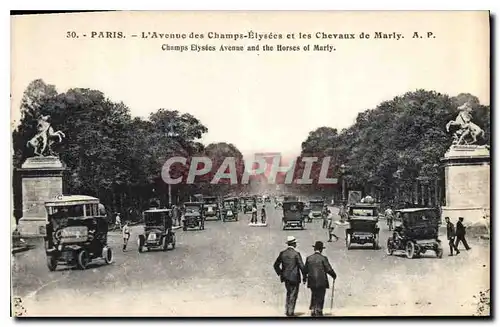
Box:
[12,205,489,316]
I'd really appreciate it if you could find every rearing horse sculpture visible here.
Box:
[26,115,66,156]
[445,102,485,145]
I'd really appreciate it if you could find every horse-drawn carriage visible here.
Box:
[44,195,113,271]
[386,208,443,259]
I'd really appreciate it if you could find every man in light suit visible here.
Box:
[273,236,305,317]
[303,241,337,316]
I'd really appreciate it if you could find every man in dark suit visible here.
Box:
[273,236,305,317]
[455,217,471,250]
[445,217,460,256]
[303,241,337,316]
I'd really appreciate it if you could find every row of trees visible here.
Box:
[12,79,246,221]
[296,90,490,205]
[12,80,490,219]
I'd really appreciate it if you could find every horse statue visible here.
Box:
[26,115,66,156]
[445,102,485,145]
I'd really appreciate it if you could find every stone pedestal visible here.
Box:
[440,145,490,226]
[16,156,66,237]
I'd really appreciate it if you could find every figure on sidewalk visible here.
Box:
[455,217,471,251]
[445,217,460,256]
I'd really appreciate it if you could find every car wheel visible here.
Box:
[346,234,352,249]
[386,238,394,255]
[77,249,90,270]
[406,241,415,259]
[103,246,113,264]
[46,255,57,271]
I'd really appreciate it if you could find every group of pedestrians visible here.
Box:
[445,216,471,255]
[273,236,337,317]
[250,204,267,224]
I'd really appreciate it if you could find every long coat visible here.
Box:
[273,247,305,284]
[304,252,337,289]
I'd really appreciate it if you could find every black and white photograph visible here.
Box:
[10,11,490,317]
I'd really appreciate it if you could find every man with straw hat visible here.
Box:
[273,236,305,317]
[303,241,337,316]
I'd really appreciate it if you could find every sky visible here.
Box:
[11,11,490,160]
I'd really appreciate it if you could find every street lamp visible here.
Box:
[339,164,347,203]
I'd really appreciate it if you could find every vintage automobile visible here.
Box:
[138,208,177,252]
[308,199,325,221]
[282,201,305,230]
[222,197,239,222]
[345,203,380,250]
[203,196,221,220]
[386,208,443,259]
[182,202,205,231]
[242,196,256,214]
[44,195,113,271]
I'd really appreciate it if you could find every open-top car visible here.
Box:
[44,195,113,271]
[345,203,380,250]
[308,199,324,221]
[386,208,443,259]
[222,197,239,222]
[282,201,305,230]
[242,196,256,214]
[138,208,177,252]
[203,196,221,220]
[182,202,205,231]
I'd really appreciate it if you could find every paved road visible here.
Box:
[12,205,489,316]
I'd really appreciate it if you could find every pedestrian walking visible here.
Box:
[322,205,330,229]
[327,217,339,242]
[384,206,394,231]
[122,221,131,251]
[303,241,337,317]
[261,205,267,224]
[273,236,305,317]
[445,217,460,256]
[251,204,258,224]
[455,217,471,251]
[115,213,122,230]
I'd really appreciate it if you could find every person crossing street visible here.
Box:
[445,217,460,256]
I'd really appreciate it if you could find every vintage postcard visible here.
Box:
[10,11,490,317]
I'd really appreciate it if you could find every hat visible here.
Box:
[313,241,325,250]
[286,236,297,245]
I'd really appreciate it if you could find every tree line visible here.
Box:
[12,80,490,221]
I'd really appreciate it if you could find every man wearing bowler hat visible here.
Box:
[303,241,337,316]
[273,236,305,317]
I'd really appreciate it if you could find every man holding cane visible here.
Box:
[303,241,337,316]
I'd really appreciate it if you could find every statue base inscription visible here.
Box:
[16,157,66,237]
[440,145,490,228]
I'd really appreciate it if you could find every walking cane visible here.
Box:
[330,279,335,315]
